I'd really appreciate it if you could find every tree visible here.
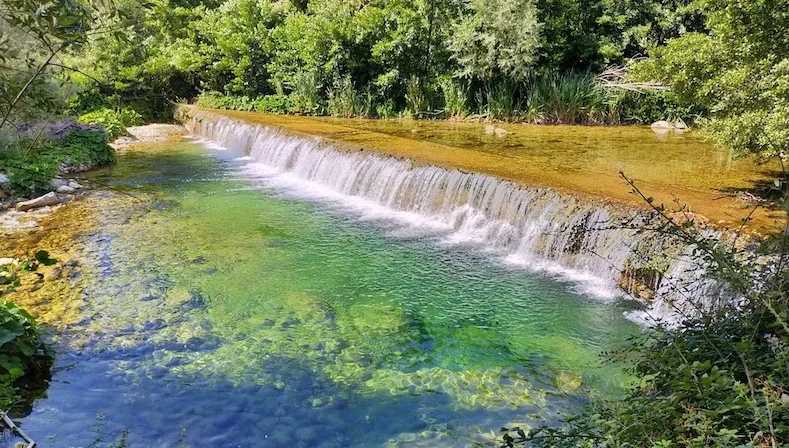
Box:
[447,0,542,82]
[632,0,789,159]
[0,0,96,128]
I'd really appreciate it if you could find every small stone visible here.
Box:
[56,185,76,194]
[0,257,15,266]
[484,124,496,134]
[0,173,9,186]
[16,192,65,211]
[494,127,508,137]
[68,180,83,189]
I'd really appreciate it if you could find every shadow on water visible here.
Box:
[716,169,788,213]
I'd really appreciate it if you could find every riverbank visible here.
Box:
[0,124,186,424]
[182,106,784,235]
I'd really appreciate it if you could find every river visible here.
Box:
[7,127,640,447]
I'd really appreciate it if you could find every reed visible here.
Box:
[439,77,469,119]
[287,71,321,115]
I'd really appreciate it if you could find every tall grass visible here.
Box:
[524,72,606,124]
[327,77,376,118]
[287,71,321,115]
[480,82,519,121]
[196,71,683,125]
[405,76,429,118]
[327,76,356,118]
[440,77,469,119]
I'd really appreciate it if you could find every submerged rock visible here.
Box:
[16,192,66,211]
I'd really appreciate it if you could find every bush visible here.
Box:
[0,253,54,409]
[512,177,788,448]
[287,72,322,115]
[254,95,291,114]
[78,107,143,140]
[0,125,114,195]
[440,77,469,119]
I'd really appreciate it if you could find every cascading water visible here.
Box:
[180,107,718,321]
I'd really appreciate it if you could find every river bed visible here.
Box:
[7,135,638,447]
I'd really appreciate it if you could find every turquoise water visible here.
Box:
[13,140,637,447]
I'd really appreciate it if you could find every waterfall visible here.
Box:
[179,108,721,322]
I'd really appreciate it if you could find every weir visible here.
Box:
[179,107,722,321]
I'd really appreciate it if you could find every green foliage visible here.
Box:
[0,301,40,384]
[0,253,52,409]
[326,76,357,118]
[288,71,322,115]
[78,108,143,140]
[0,128,114,196]
[439,77,469,119]
[480,82,520,121]
[404,76,429,118]
[196,92,292,114]
[448,0,542,82]
[631,0,789,159]
[513,178,789,448]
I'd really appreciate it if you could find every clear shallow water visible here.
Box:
[14,140,638,447]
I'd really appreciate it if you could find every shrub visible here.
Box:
[511,176,788,448]
[0,125,113,196]
[78,107,143,139]
[376,99,397,119]
[405,76,429,118]
[439,77,469,119]
[287,72,322,115]
[0,254,54,409]
[327,76,357,118]
[254,95,291,114]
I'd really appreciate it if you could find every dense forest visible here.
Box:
[1,0,787,447]
[1,0,787,158]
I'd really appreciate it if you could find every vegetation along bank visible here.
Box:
[0,0,787,446]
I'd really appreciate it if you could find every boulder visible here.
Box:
[650,120,673,130]
[16,192,65,211]
[67,180,83,190]
[50,177,69,189]
[56,185,76,194]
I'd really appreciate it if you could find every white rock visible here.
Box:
[67,180,83,189]
[16,192,64,211]
[0,173,9,185]
[0,257,15,266]
[57,185,76,194]
[650,120,673,130]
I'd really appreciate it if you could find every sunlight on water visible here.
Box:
[14,141,637,447]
